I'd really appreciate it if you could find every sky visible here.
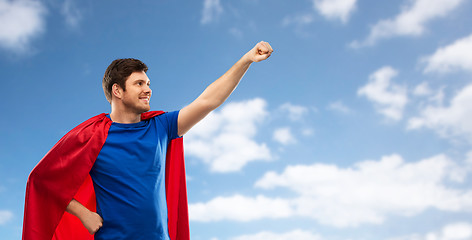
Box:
[1,0,472,239]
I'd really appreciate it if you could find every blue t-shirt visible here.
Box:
[90,111,179,240]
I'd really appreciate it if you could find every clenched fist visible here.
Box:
[244,41,274,63]
[80,210,104,234]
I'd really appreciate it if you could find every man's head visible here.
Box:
[103,58,149,103]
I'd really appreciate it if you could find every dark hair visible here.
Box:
[102,58,148,103]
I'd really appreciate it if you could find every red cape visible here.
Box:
[22,111,190,240]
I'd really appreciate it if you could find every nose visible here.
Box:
[144,85,152,95]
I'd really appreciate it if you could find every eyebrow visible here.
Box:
[133,79,150,83]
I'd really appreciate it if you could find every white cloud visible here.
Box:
[282,14,315,27]
[413,82,445,108]
[443,222,472,240]
[408,83,472,143]
[231,229,323,240]
[301,128,314,136]
[185,98,272,172]
[255,153,472,227]
[388,222,472,240]
[358,66,408,121]
[350,0,465,48]
[430,88,446,105]
[0,0,47,52]
[273,127,296,145]
[467,151,472,168]
[201,0,223,24]
[312,0,357,23]
[422,34,472,73]
[327,100,351,114]
[228,27,243,39]
[0,210,13,225]
[61,0,82,28]
[189,194,293,222]
[413,82,432,97]
[441,222,472,240]
[190,153,472,227]
[279,103,309,121]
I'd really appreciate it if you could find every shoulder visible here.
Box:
[76,113,110,128]
[66,113,111,139]
[143,110,180,120]
[141,111,165,120]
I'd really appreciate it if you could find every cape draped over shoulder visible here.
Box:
[22,111,189,240]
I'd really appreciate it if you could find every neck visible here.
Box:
[109,104,142,124]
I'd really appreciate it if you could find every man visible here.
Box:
[23,41,273,240]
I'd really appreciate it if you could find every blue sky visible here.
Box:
[1,0,472,239]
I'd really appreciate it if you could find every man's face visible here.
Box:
[120,71,152,113]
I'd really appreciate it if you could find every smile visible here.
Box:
[139,97,150,103]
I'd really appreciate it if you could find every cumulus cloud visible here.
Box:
[350,0,465,48]
[231,229,323,240]
[413,82,433,97]
[312,0,357,23]
[273,127,296,145]
[201,0,223,24]
[388,222,472,240]
[61,0,82,28]
[282,14,315,27]
[327,100,351,114]
[408,83,472,143]
[301,128,314,136]
[189,194,293,222]
[0,0,47,52]
[228,27,243,39]
[0,210,13,225]
[358,66,408,121]
[255,153,472,227]
[412,82,447,107]
[279,103,309,121]
[190,153,472,227]
[422,34,472,73]
[185,98,272,172]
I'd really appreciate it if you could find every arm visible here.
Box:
[66,199,103,234]
[178,41,273,136]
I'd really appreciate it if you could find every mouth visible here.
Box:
[139,96,150,104]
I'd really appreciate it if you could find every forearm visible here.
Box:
[177,54,253,136]
[66,199,103,234]
[197,54,253,109]
[66,198,90,219]
[178,41,273,136]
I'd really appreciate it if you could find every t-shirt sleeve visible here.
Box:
[161,110,180,140]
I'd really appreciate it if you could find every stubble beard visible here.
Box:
[122,98,151,114]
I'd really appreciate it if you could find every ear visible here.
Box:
[112,83,123,99]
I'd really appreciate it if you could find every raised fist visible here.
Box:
[246,41,274,63]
